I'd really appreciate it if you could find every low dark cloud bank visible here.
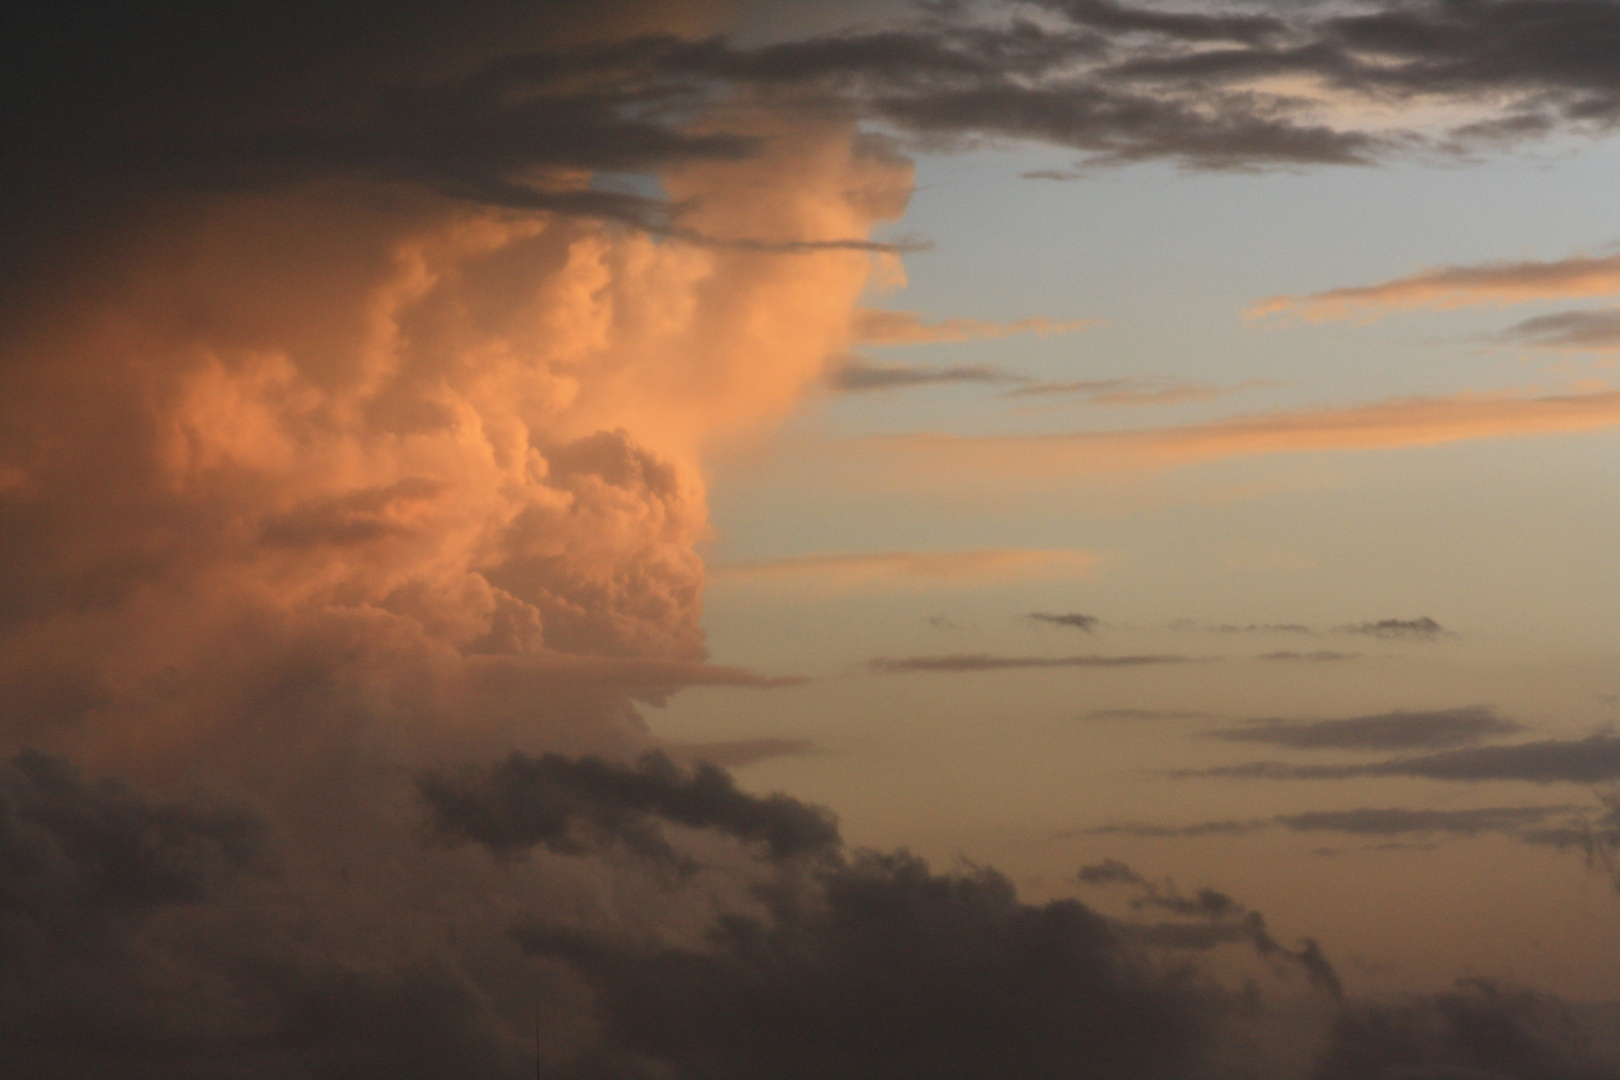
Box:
[2,746,1617,1078]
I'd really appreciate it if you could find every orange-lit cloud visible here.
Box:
[1246,253,1620,321]
[876,388,1620,478]
[852,308,1097,345]
[0,118,906,781]
[709,548,1099,590]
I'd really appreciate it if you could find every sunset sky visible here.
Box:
[6,2,1620,1077]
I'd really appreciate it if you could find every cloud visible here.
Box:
[0,749,266,952]
[513,849,1229,1080]
[420,750,841,864]
[1172,620,1315,634]
[851,309,1096,345]
[1003,377,1263,408]
[1179,734,1620,785]
[1029,612,1101,632]
[23,0,1620,312]
[1203,706,1521,751]
[1247,253,1620,321]
[830,358,1023,392]
[1501,308,1620,351]
[1316,979,1617,1080]
[1336,616,1451,639]
[1091,805,1583,842]
[868,653,1196,673]
[1256,651,1362,662]
[875,389,1620,479]
[1082,708,1211,720]
[1078,857,1147,885]
[711,548,1099,589]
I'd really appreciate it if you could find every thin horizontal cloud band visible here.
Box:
[870,388,1620,474]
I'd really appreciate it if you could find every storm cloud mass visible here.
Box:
[6,0,1620,1076]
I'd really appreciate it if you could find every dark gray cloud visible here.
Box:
[1091,805,1584,841]
[1179,734,1620,784]
[831,359,1020,392]
[1029,611,1101,632]
[420,750,841,863]
[514,850,1238,1080]
[1078,857,1146,884]
[868,652,1194,672]
[0,749,265,952]
[1052,0,1288,45]
[1315,978,1619,1080]
[1336,616,1450,639]
[1083,871,1344,1000]
[17,0,1620,309]
[1203,706,1523,751]
[1501,308,1620,350]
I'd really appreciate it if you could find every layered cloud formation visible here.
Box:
[8,1,1620,1076]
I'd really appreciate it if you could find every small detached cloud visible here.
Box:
[1499,308,1620,352]
[1077,858,1145,885]
[831,358,1024,393]
[1029,612,1101,633]
[868,653,1196,673]
[1336,616,1450,640]
[851,309,1096,346]
[1202,706,1521,752]
[1256,651,1362,662]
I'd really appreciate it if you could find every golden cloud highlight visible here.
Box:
[0,119,908,782]
[876,388,1620,478]
[1246,253,1620,322]
[710,548,1100,590]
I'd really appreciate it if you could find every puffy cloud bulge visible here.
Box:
[0,20,911,784]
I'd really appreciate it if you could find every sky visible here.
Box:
[5,1,1620,1077]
